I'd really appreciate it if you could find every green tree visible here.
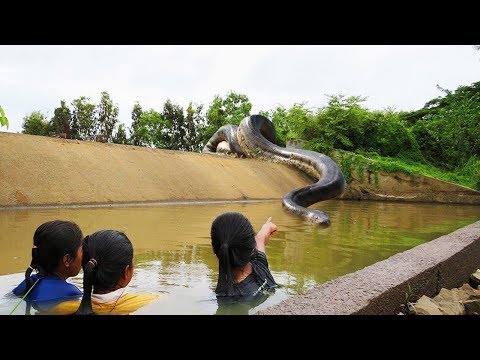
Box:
[409,81,480,170]
[162,100,185,150]
[135,110,171,148]
[321,95,366,150]
[22,111,50,136]
[50,100,71,138]
[71,96,95,140]
[362,109,422,161]
[185,102,205,151]
[130,102,143,146]
[70,110,80,140]
[286,103,315,144]
[112,123,128,144]
[200,91,252,145]
[261,106,291,147]
[0,106,9,129]
[95,91,119,142]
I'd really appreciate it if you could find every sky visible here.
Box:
[1,45,479,134]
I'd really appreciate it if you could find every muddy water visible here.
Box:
[0,200,478,315]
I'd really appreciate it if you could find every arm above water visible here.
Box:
[255,217,277,253]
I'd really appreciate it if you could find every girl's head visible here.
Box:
[76,230,134,315]
[23,220,83,294]
[210,212,256,296]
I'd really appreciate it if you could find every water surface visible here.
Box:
[0,200,478,315]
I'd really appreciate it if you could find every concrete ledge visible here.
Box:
[258,220,480,315]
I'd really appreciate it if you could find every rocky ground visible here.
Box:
[404,269,480,315]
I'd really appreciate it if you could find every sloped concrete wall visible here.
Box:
[0,132,311,208]
[2,132,478,208]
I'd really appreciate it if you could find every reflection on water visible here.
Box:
[0,200,478,315]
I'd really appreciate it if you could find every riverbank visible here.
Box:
[1,131,479,208]
[0,132,311,207]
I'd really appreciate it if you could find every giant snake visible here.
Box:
[202,115,346,226]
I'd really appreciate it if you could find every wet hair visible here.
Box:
[76,230,133,315]
[210,212,256,296]
[22,220,83,295]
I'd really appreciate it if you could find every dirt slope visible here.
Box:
[0,132,311,207]
[1,132,478,207]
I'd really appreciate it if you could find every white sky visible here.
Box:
[1,45,479,134]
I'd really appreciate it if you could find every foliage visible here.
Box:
[71,96,95,140]
[50,100,71,137]
[402,283,419,314]
[130,102,143,146]
[0,106,9,128]
[185,102,205,152]
[112,123,128,144]
[134,109,171,148]
[22,111,50,136]
[95,91,119,142]
[316,84,479,190]
[262,104,311,147]
[261,107,287,146]
[333,150,479,190]
[362,110,423,161]
[333,151,379,185]
[293,95,370,155]
[409,82,480,171]
[457,156,480,190]
[200,91,252,146]
[162,100,185,150]
[319,95,368,151]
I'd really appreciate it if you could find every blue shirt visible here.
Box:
[13,274,82,312]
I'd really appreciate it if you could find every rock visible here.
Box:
[469,269,480,289]
[432,288,464,315]
[401,275,480,315]
[409,295,443,315]
[463,300,480,315]
[433,288,459,303]
[453,284,480,301]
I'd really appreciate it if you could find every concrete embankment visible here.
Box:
[0,132,312,208]
[2,131,478,208]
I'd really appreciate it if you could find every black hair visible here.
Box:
[23,220,83,295]
[76,230,133,315]
[210,212,256,297]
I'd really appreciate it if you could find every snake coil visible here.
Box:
[202,115,345,226]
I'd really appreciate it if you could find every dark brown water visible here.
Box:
[0,200,478,315]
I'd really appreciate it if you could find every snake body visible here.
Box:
[202,115,345,226]
[202,124,244,155]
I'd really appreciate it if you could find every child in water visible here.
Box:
[53,229,159,315]
[210,212,278,300]
[12,220,84,313]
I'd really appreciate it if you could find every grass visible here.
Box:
[331,150,479,191]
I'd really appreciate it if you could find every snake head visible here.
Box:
[306,210,331,227]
